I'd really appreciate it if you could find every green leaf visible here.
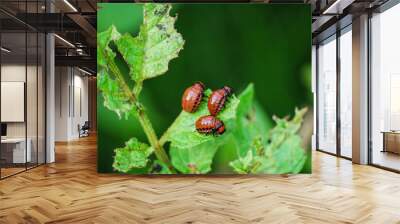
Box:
[269,107,307,144]
[255,108,308,174]
[237,84,254,117]
[97,25,121,69]
[229,150,255,174]
[115,3,184,82]
[113,138,153,173]
[170,142,222,174]
[97,25,136,119]
[98,70,134,119]
[163,89,239,174]
[232,84,272,157]
[213,99,271,173]
[229,136,265,174]
[229,107,307,174]
[165,89,239,149]
[255,135,306,174]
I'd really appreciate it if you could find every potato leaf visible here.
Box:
[98,70,134,119]
[236,84,254,118]
[165,89,239,149]
[170,142,223,174]
[230,108,307,174]
[229,150,256,174]
[97,25,136,119]
[113,138,153,173]
[255,135,306,174]
[232,84,272,157]
[115,4,184,82]
[269,107,307,143]
[164,89,239,174]
[255,108,307,174]
[97,25,121,69]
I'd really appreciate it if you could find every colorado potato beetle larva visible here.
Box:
[207,86,232,116]
[181,82,205,113]
[195,115,225,135]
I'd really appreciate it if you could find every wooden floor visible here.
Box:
[1,167,26,178]
[1,135,400,224]
[372,150,400,171]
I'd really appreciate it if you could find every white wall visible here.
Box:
[54,67,89,141]
[71,73,89,138]
[55,66,69,141]
[1,65,36,138]
[1,82,25,122]
[1,65,26,139]
[1,63,46,164]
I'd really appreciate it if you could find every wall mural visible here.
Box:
[97,3,312,174]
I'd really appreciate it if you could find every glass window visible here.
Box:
[371,3,400,171]
[0,1,46,179]
[317,35,337,154]
[27,30,38,169]
[38,32,45,165]
[1,30,28,177]
[339,27,352,158]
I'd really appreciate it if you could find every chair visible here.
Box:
[78,121,90,138]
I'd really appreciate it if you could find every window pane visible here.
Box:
[371,3,400,171]
[27,31,38,169]
[26,0,39,169]
[317,36,337,154]
[1,30,27,177]
[339,28,352,158]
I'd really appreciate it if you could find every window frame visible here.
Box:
[315,23,353,161]
[367,0,400,173]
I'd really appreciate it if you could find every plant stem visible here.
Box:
[159,124,171,147]
[133,79,143,98]
[136,106,175,173]
[107,56,136,102]
[159,134,168,147]
[105,53,175,173]
[159,111,184,147]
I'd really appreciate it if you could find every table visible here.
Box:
[382,131,400,154]
[1,138,31,163]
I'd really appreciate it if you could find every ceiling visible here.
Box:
[0,0,97,73]
[1,0,394,73]
[310,0,390,42]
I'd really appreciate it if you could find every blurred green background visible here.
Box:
[97,3,312,173]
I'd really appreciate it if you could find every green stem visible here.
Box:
[159,133,168,147]
[105,53,175,173]
[159,111,184,147]
[133,79,143,97]
[107,56,136,103]
[159,120,174,147]
[136,107,175,173]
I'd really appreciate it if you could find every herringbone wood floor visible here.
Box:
[1,135,400,224]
